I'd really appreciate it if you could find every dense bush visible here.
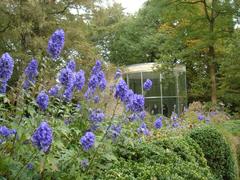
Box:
[96,137,215,179]
[189,126,238,180]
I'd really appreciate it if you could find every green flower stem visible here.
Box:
[14,151,38,179]
[87,100,119,171]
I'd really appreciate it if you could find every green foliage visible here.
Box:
[97,137,214,179]
[0,0,99,88]
[189,126,238,180]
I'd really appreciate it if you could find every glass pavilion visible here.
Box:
[123,63,187,116]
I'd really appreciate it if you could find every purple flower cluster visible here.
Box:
[171,112,179,128]
[0,81,7,94]
[48,84,61,96]
[0,53,14,93]
[47,29,65,59]
[23,59,38,90]
[66,59,76,71]
[59,67,74,87]
[128,94,145,113]
[31,122,53,153]
[154,117,163,129]
[114,79,129,101]
[89,109,105,123]
[115,79,145,114]
[114,69,122,80]
[128,111,146,122]
[0,126,16,138]
[74,70,85,91]
[85,60,107,99]
[197,113,205,121]
[57,59,86,101]
[137,122,150,135]
[81,159,89,169]
[110,124,122,139]
[143,79,152,91]
[80,132,95,151]
[36,91,49,111]
[93,96,100,103]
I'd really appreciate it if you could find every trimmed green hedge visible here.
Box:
[189,126,238,180]
[97,137,214,179]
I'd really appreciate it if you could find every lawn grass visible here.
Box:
[218,120,240,136]
[216,120,240,179]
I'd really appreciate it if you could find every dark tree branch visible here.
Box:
[203,0,211,22]
[48,1,71,15]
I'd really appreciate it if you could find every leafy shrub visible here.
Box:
[189,126,238,180]
[96,137,214,179]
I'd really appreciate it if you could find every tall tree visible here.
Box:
[105,0,240,105]
[0,0,100,86]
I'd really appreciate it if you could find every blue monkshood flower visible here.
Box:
[0,126,16,137]
[197,113,205,121]
[110,124,122,139]
[123,89,134,108]
[23,59,38,90]
[128,94,145,113]
[80,132,95,151]
[74,70,85,91]
[63,86,73,102]
[88,74,98,90]
[137,122,150,135]
[81,159,89,169]
[76,103,81,110]
[0,53,14,82]
[114,69,122,80]
[128,113,138,122]
[114,79,129,102]
[66,59,76,71]
[171,112,178,121]
[0,81,7,94]
[172,122,179,128]
[93,96,100,103]
[143,79,152,91]
[97,71,105,82]
[139,111,146,120]
[58,67,74,88]
[99,78,107,91]
[89,109,105,123]
[47,29,65,59]
[91,60,102,75]
[36,91,49,111]
[27,163,34,170]
[154,117,163,129]
[84,88,94,100]
[48,84,61,96]
[64,119,71,125]
[31,122,52,153]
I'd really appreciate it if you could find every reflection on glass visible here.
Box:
[128,73,142,94]
[145,98,162,115]
[162,73,177,96]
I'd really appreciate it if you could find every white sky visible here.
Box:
[103,0,147,14]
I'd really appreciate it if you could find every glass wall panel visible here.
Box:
[142,72,161,97]
[178,96,187,113]
[178,71,187,97]
[128,73,142,94]
[162,97,178,117]
[145,98,162,115]
[162,73,177,96]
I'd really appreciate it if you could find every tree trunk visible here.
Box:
[208,29,217,105]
